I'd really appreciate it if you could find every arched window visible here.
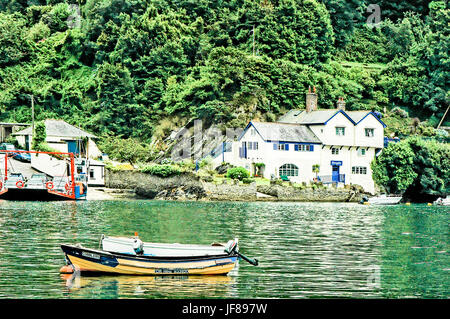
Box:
[279,164,299,177]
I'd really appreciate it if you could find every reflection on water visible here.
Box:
[61,273,235,299]
[0,200,448,298]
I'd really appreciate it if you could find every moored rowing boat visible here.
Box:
[61,244,239,275]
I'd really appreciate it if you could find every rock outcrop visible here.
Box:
[105,170,366,202]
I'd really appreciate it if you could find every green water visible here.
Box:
[0,200,448,299]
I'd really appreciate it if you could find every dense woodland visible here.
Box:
[0,1,448,152]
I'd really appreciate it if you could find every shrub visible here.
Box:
[226,167,250,181]
[110,163,134,172]
[242,178,255,184]
[32,121,46,150]
[177,159,196,172]
[371,136,450,200]
[140,164,181,177]
[99,136,152,165]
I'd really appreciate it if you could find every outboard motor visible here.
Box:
[360,195,369,204]
[133,238,144,255]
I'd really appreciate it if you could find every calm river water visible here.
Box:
[0,199,448,299]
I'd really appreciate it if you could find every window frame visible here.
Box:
[358,148,367,156]
[335,127,346,136]
[279,163,299,177]
[352,166,367,175]
[365,128,375,137]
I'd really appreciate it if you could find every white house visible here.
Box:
[13,119,102,158]
[13,119,105,186]
[214,90,386,194]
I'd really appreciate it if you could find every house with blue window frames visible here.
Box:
[217,90,386,194]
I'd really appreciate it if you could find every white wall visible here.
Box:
[309,112,355,146]
[318,146,376,194]
[354,114,384,148]
[88,165,105,186]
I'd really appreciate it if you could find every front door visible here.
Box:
[67,141,79,155]
[332,165,340,183]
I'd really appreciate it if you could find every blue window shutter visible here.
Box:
[295,145,299,151]
[273,143,277,150]
[310,145,314,152]
[285,144,289,151]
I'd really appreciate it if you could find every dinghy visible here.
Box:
[60,237,258,276]
[101,234,237,257]
[362,194,402,205]
[433,197,449,206]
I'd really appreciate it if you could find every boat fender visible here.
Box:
[133,238,144,255]
[76,182,84,195]
[59,265,74,274]
[0,181,2,189]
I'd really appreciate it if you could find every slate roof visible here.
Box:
[13,119,96,138]
[278,110,341,124]
[345,111,372,124]
[250,122,321,143]
[278,109,385,126]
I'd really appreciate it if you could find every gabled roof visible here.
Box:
[242,122,321,144]
[279,109,345,125]
[279,109,386,127]
[347,111,387,127]
[345,111,370,123]
[13,119,96,138]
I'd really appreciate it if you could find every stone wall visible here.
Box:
[105,170,206,200]
[105,169,365,202]
[203,182,257,201]
[256,184,364,202]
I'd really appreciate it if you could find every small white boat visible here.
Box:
[433,197,449,206]
[368,194,402,205]
[101,234,239,257]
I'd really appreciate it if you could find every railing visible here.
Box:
[384,137,400,148]
[318,174,345,184]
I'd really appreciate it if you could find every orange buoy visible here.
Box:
[59,265,74,274]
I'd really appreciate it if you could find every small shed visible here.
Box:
[88,159,105,187]
[0,122,30,143]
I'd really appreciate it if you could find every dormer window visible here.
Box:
[365,128,374,137]
[336,127,345,136]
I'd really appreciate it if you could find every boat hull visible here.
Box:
[368,196,402,205]
[61,244,238,276]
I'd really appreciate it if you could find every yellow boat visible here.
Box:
[61,243,257,276]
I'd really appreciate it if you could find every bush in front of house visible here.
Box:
[140,164,182,177]
[242,177,255,184]
[226,167,250,181]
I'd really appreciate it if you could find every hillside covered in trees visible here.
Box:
[0,0,448,158]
